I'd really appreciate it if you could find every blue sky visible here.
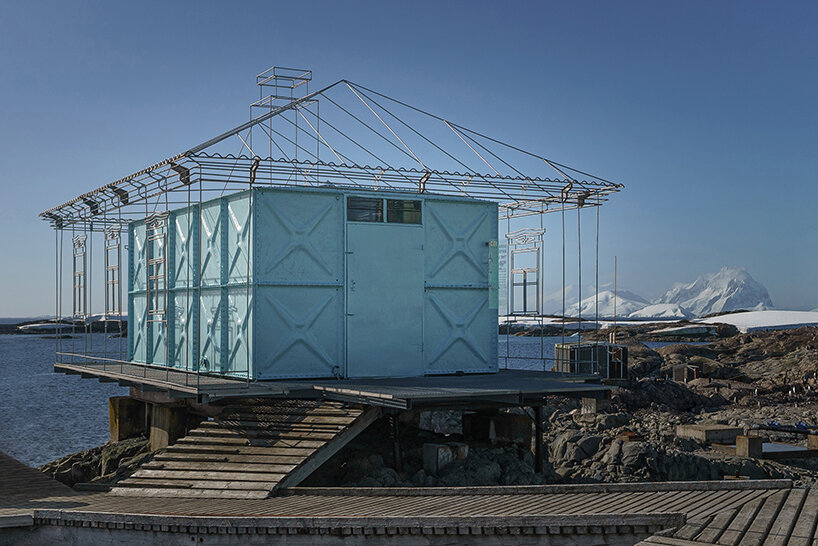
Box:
[0,0,816,315]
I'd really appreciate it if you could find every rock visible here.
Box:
[620,441,647,468]
[577,435,603,459]
[596,413,631,430]
[423,443,455,476]
[69,461,96,484]
[100,437,149,476]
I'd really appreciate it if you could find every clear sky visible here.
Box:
[0,0,816,316]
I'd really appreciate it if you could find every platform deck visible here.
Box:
[55,362,607,408]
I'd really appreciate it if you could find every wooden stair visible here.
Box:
[111,399,380,498]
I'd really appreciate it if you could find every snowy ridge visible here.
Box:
[551,267,775,319]
[564,290,647,319]
[658,266,773,316]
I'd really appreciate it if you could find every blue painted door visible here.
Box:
[346,223,423,378]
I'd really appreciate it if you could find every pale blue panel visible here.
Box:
[423,288,497,374]
[225,193,252,285]
[253,189,343,284]
[170,206,198,290]
[424,199,496,285]
[347,223,424,378]
[253,285,342,379]
[131,221,147,292]
[200,200,223,288]
[148,320,167,366]
[423,198,498,375]
[222,286,252,378]
[130,293,147,364]
[171,289,197,371]
[199,287,223,373]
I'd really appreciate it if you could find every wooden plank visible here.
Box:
[757,488,806,546]
[109,487,269,499]
[696,508,740,544]
[184,429,338,441]
[142,461,297,474]
[717,495,766,545]
[674,515,714,541]
[212,415,357,426]
[116,478,273,490]
[154,453,306,465]
[128,469,286,482]
[165,443,322,454]
[788,487,818,546]
[738,489,788,546]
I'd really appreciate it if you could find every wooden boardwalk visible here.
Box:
[640,485,818,545]
[0,449,797,544]
[112,399,380,498]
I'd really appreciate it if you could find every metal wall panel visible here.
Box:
[225,193,252,285]
[223,286,252,377]
[147,317,167,365]
[131,221,147,292]
[423,198,498,374]
[171,206,199,289]
[423,288,497,373]
[251,189,344,379]
[253,285,342,379]
[130,292,148,364]
[171,289,197,370]
[200,200,223,288]
[198,287,223,374]
[254,189,343,284]
[424,199,495,286]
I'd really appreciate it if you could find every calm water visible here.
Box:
[0,334,127,467]
[1,332,683,467]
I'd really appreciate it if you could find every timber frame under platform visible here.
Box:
[54,362,608,408]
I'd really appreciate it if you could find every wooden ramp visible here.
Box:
[111,400,380,499]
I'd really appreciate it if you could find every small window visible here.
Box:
[347,196,383,222]
[387,200,422,224]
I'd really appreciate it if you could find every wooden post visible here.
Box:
[736,435,763,458]
[390,415,403,473]
[149,404,189,451]
[109,396,146,442]
[534,405,544,474]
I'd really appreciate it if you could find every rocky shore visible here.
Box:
[37,326,818,491]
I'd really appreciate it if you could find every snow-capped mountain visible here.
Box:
[657,267,773,317]
[564,290,648,318]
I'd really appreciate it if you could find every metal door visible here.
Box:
[346,223,423,378]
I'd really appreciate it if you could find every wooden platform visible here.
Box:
[639,485,818,545]
[56,361,607,408]
[112,400,380,498]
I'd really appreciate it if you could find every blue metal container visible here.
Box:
[128,187,498,380]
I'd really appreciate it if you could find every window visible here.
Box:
[347,196,383,222]
[387,199,422,224]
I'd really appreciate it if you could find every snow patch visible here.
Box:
[628,303,693,320]
[697,310,818,333]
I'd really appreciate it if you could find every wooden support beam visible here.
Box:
[534,405,544,474]
[109,396,147,442]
